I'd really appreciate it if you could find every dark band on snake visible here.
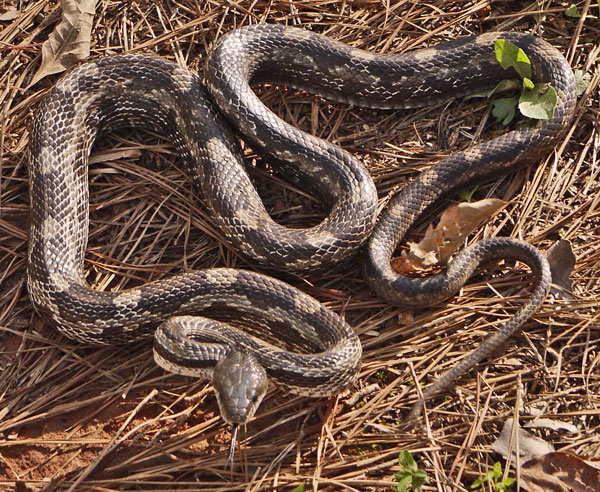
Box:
[27,24,576,451]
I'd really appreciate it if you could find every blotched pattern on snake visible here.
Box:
[27,24,576,445]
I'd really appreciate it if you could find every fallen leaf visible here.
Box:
[399,198,507,269]
[31,0,98,85]
[524,418,578,434]
[521,452,600,492]
[390,256,419,274]
[547,239,576,300]
[401,229,439,269]
[0,8,19,21]
[491,418,555,465]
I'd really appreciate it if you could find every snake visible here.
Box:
[28,23,576,445]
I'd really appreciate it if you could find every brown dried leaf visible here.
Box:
[524,418,578,434]
[521,452,600,492]
[0,8,19,21]
[400,198,507,269]
[491,418,555,465]
[31,0,98,85]
[390,255,424,274]
[547,239,576,300]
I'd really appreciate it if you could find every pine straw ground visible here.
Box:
[1,0,599,491]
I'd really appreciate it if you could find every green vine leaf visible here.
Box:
[394,451,429,492]
[565,4,581,17]
[458,185,479,202]
[494,39,531,80]
[575,69,591,96]
[519,83,557,120]
[492,96,519,125]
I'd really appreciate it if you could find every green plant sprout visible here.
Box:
[394,451,429,492]
[472,462,515,492]
[467,39,558,125]
[458,185,479,202]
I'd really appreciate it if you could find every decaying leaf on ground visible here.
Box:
[521,452,600,492]
[0,7,19,21]
[524,418,578,434]
[490,419,598,491]
[31,0,98,84]
[395,198,507,271]
[546,238,576,301]
[491,418,555,465]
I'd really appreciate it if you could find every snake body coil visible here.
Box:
[28,25,576,427]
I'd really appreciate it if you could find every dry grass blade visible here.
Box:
[0,0,599,490]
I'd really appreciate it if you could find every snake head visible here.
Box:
[212,350,268,426]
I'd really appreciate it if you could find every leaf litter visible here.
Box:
[0,0,599,490]
[395,198,507,270]
[31,0,97,85]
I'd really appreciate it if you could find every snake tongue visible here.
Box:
[227,424,239,468]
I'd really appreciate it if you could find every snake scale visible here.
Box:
[28,24,576,437]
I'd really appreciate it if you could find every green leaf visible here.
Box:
[492,96,518,125]
[398,450,417,471]
[472,463,515,492]
[567,3,599,19]
[394,471,409,481]
[523,77,535,89]
[412,470,430,491]
[499,477,516,491]
[494,39,531,80]
[394,451,429,491]
[472,477,484,489]
[292,483,305,492]
[458,185,478,202]
[395,475,411,492]
[575,69,591,96]
[493,461,503,479]
[565,4,581,17]
[519,83,557,120]
[472,469,495,489]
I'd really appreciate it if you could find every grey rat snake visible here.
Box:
[28,25,576,432]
